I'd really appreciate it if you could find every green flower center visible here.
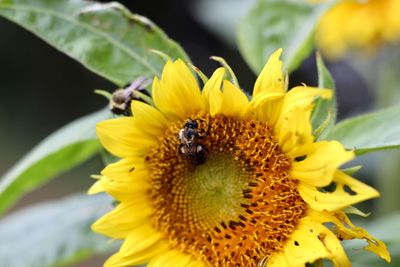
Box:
[186,152,252,230]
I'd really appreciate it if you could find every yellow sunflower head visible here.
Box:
[90,49,390,267]
[315,0,400,58]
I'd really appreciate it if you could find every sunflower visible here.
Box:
[90,49,390,267]
[315,0,400,58]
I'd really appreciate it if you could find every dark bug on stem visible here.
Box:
[109,77,150,116]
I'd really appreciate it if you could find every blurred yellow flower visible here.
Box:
[90,50,390,266]
[315,0,400,58]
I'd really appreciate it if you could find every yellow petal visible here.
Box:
[202,68,225,116]
[291,141,354,187]
[88,177,106,195]
[99,159,150,201]
[219,80,249,118]
[152,76,184,121]
[320,229,351,267]
[276,105,314,158]
[131,100,168,136]
[101,158,146,182]
[247,91,284,125]
[298,171,380,212]
[92,199,152,239]
[253,48,284,97]
[268,216,350,267]
[148,250,205,267]
[152,60,204,120]
[105,236,168,267]
[273,86,332,157]
[281,86,332,114]
[107,184,146,202]
[96,117,156,158]
[311,211,391,263]
[187,261,207,267]
[339,213,391,262]
[99,177,149,202]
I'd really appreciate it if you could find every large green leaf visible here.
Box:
[0,109,109,215]
[311,53,337,140]
[327,105,400,155]
[0,193,119,267]
[0,0,189,86]
[237,0,334,73]
[192,0,256,45]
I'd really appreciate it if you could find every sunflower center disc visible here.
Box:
[186,152,253,230]
[146,114,308,266]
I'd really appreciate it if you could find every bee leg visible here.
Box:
[198,131,209,139]
[196,145,203,153]
[196,145,207,165]
[179,144,186,154]
[197,144,208,153]
[177,129,184,140]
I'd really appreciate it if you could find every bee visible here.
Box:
[109,77,149,116]
[178,118,209,165]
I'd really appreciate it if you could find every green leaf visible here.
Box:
[0,193,119,267]
[0,0,189,86]
[0,109,109,215]
[237,0,334,73]
[192,0,256,45]
[341,165,362,176]
[312,52,337,140]
[327,105,400,155]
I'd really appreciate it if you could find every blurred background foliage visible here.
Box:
[0,0,399,266]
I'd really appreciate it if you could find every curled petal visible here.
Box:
[281,86,332,114]
[276,105,313,158]
[247,91,284,125]
[203,68,225,116]
[268,216,350,267]
[291,141,354,187]
[310,211,391,263]
[298,171,380,211]
[253,48,284,97]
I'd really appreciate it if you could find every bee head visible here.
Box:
[185,119,198,129]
